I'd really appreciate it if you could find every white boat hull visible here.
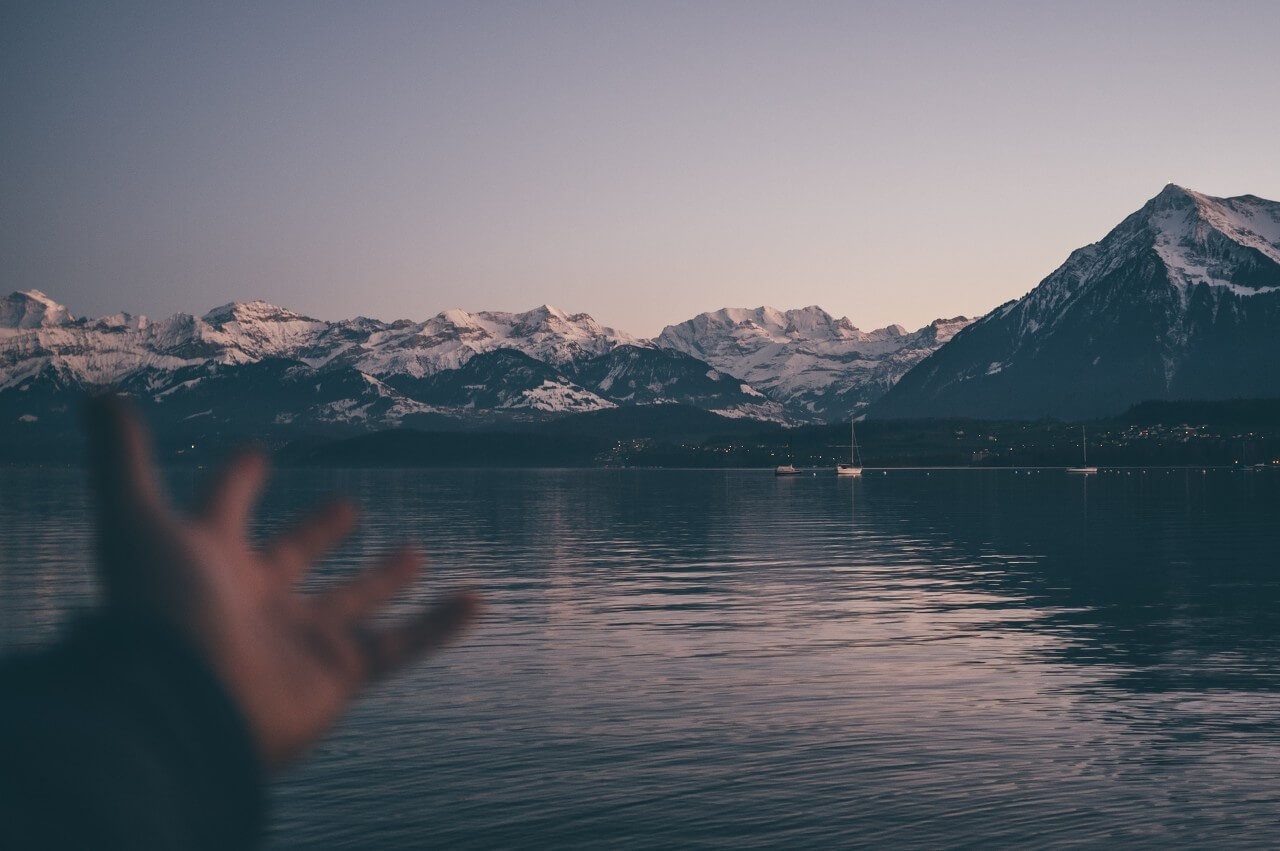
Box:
[836,465,863,476]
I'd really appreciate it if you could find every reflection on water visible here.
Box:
[3,468,1280,847]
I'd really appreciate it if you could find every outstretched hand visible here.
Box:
[84,396,478,770]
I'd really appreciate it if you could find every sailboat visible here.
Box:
[1067,424,1098,474]
[837,418,863,476]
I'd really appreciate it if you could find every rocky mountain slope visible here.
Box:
[874,185,1280,419]
[566,345,778,415]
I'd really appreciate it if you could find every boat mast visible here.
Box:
[1082,424,1087,466]
[851,418,861,467]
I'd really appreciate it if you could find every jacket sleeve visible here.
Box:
[0,614,266,850]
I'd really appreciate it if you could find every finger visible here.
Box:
[358,591,479,681]
[197,447,268,534]
[263,499,358,583]
[316,547,420,622]
[83,393,166,522]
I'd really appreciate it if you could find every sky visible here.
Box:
[2,1,1278,337]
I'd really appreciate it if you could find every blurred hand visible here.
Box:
[84,396,478,770]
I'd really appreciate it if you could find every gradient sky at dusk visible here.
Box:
[3,1,1278,336]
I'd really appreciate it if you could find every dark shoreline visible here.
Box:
[5,398,1280,470]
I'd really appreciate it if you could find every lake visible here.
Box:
[3,467,1280,847]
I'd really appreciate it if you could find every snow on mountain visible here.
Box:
[498,304,640,364]
[0,295,644,435]
[0,294,316,392]
[1148,185,1280,294]
[514,380,615,413]
[0,295,634,388]
[568,344,786,421]
[8,183,1277,431]
[1,310,185,393]
[656,306,971,419]
[874,185,1280,419]
[112,359,447,432]
[0,290,74,331]
[0,289,966,427]
[201,300,330,359]
[342,304,641,379]
[384,348,616,414]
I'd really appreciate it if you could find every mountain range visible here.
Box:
[4,183,1278,446]
[0,290,962,440]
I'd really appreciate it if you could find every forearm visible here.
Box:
[0,614,266,849]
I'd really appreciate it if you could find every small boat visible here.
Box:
[1067,424,1098,474]
[774,464,801,476]
[836,417,863,476]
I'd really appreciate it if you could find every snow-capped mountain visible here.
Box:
[0,297,636,405]
[2,288,950,431]
[657,306,971,419]
[321,305,643,379]
[200,301,330,360]
[0,292,787,437]
[0,289,72,330]
[874,185,1280,419]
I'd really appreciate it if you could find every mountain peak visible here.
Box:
[874,185,1280,420]
[1156,182,1193,198]
[1141,186,1280,285]
[511,304,605,329]
[434,307,479,328]
[1142,183,1218,217]
[499,304,629,340]
[1,290,73,329]
[202,300,317,328]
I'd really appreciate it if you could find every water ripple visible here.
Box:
[3,468,1280,847]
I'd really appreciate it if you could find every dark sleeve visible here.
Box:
[0,614,266,850]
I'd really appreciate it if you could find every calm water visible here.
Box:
[4,467,1280,847]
